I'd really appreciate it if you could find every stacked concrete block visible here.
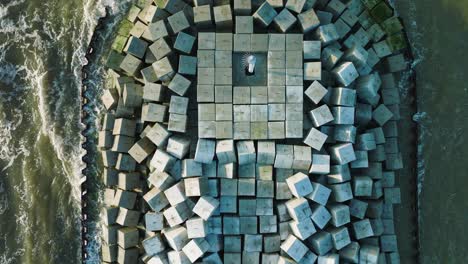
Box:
[253,2,278,27]
[213,5,232,29]
[100,0,406,261]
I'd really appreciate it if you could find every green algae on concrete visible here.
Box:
[382,16,404,35]
[106,50,125,70]
[371,1,394,23]
[117,20,134,37]
[387,33,407,52]
[112,35,128,53]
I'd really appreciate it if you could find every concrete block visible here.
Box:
[328,204,350,227]
[274,144,293,169]
[165,135,190,160]
[193,5,212,28]
[281,235,308,262]
[164,202,192,227]
[118,227,139,249]
[182,159,203,178]
[256,141,275,165]
[286,197,312,221]
[120,54,143,76]
[332,62,359,87]
[330,88,356,107]
[308,231,333,255]
[326,180,352,203]
[235,16,253,34]
[115,153,136,171]
[304,62,322,81]
[274,9,297,32]
[250,34,268,52]
[178,55,197,75]
[373,104,394,126]
[193,139,215,164]
[353,219,374,239]
[321,46,343,71]
[304,127,327,151]
[310,204,331,229]
[233,0,251,15]
[182,238,210,263]
[330,143,356,165]
[352,176,373,197]
[256,198,274,216]
[168,10,190,33]
[165,226,189,251]
[218,162,236,178]
[286,172,313,197]
[292,146,311,170]
[112,189,137,209]
[146,123,171,147]
[327,164,351,184]
[168,113,187,133]
[213,5,232,29]
[164,181,187,206]
[233,105,250,122]
[262,253,280,264]
[315,24,339,45]
[251,122,268,139]
[116,208,140,227]
[215,139,236,164]
[309,105,334,127]
[276,182,293,200]
[184,177,208,197]
[257,180,275,198]
[149,37,172,61]
[141,103,167,123]
[304,81,327,105]
[142,234,166,256]
[220,196,237,213]
[169,96,189,115]
[143,83,164,103]
[145,211,164,231]
[264,234,281,253]
[268,104,286,121]
[286,68,303,85]
[253,2,278,27]
[339,242,360,263]
[303,41,321,60]
[290,218,316,240]
[169,73,191,96]
[224,235,242,252]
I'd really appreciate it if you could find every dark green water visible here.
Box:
[394,0,468,262]
[0,0,130,263]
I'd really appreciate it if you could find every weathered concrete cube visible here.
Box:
[164,181,187,206]
[373,104,394,126]
[298,8,320,33]
[178,55,197,75]
[124,36,148,59]
[304,81,327,105]
[193,138,215,164]
[332,62,359,86]
[309,231,333,255]
[164,226,189,251]
[234,105,251,122]
[213,5,232,29]
[281,235,308,262]
[120,54,143,76]
[286,172,313,197]
[274,9,297,33]
[143,83,164,102]
[303,127,327,151]
[310,105,335,128]
[309,154,330,175]
[149,37,172,61]
[253,2,278,27]
[328,204,350,227]
[303,40,321,60]
[290,217,316,240]
[233,86,251,105]
[339,242,360,263]
[315,24,340,45]
[353,219,374,239]
[257,141,275,164]
[168,73,191,96]
[146,123,171,147]
[142,234,165,256]
[285,0,306,13]
[327,164,351,184]
[311,204,331,229]
[117,227,139,249]
[168,113,187,133]
[250,34,268,52]
[164,202,191,227]
[303,61,321,80]
[116,208,140,227]
[168,11,190,33]
[198,32,215,50]
[186,217,209,238]
[330,143,356,165]
[274,144,293,168]
[286,197,312,221]
[307,182,331,206]
[194,5,212,27]
[182,238,210,263]
[330,182,353,202]
[216,139,237,164]
[353,176,373,197]
[235,16,253,34]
